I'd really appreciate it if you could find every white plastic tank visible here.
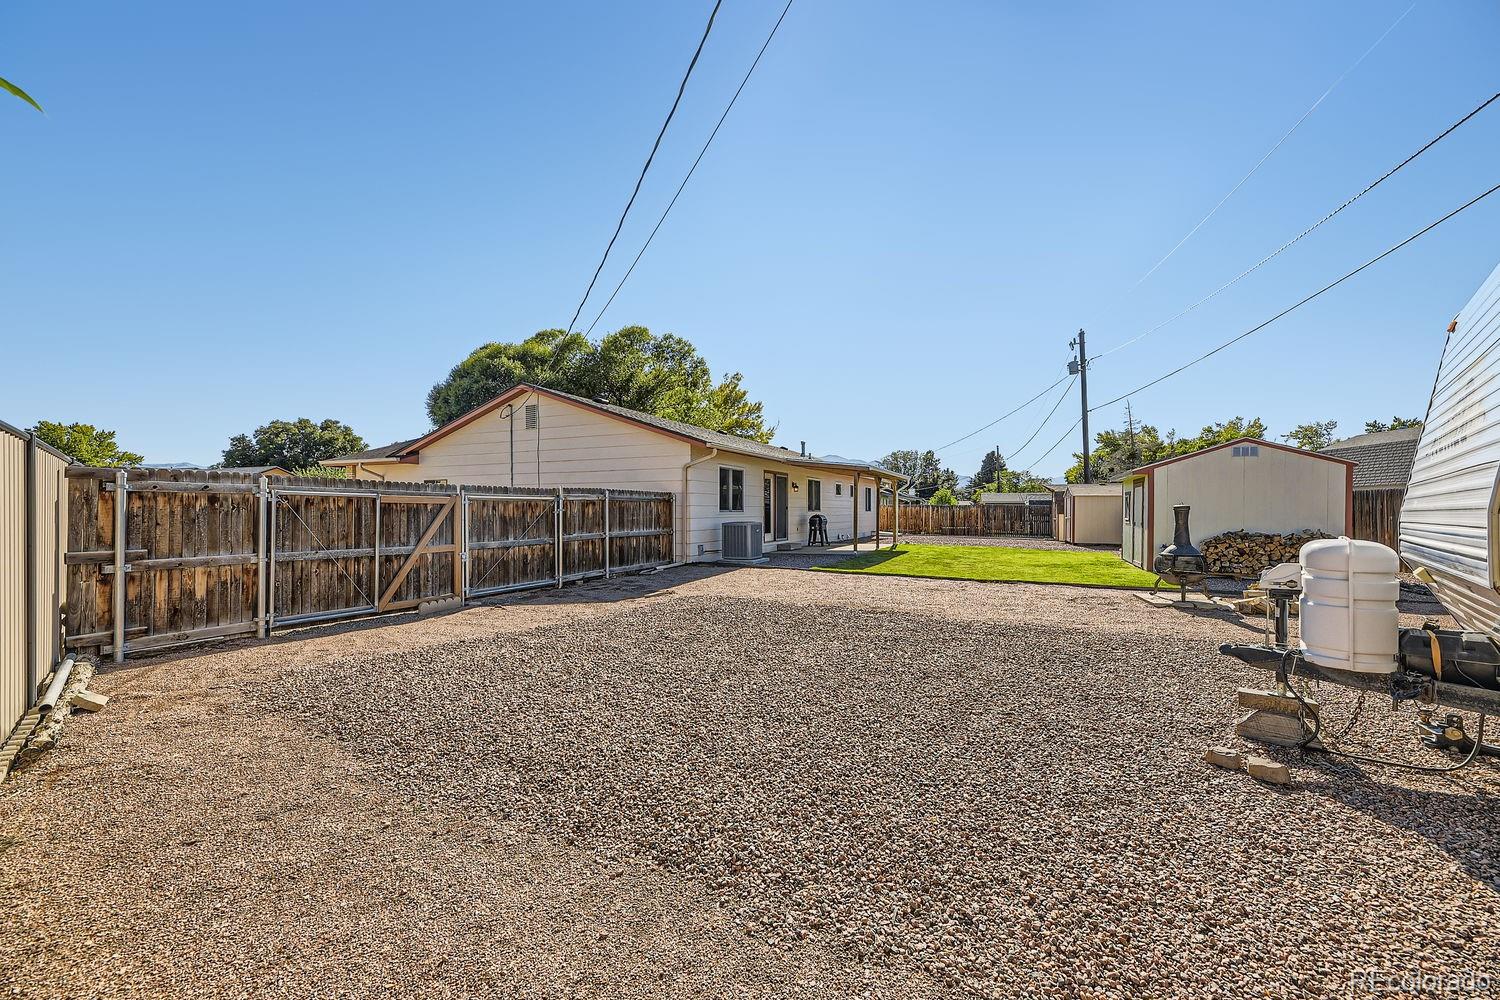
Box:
[1298,537,1400,674]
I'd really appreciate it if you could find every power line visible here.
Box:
[1090,179,1500,414]
[935,372,1072,453]
[1131,0,1418,288]
[1004,375,1076,466]
[586,0,797,336]
[1093,89,1500,360]
[1029,416,1084,471]
[565,0,724,334]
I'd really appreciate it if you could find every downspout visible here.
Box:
[497,403,516,487]
[680,447,720,563]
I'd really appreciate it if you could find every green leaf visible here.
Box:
[0,75,43,113]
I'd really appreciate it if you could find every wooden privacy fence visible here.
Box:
[0,422,70,745]
[64,468,673,661]
[881,502,1054,538]
[1352,487,1405,551]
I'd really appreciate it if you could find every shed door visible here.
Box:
[1131,483,1147,567]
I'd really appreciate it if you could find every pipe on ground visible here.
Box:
[36,654,76,718]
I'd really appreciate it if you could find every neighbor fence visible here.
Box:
[1351,487,1404,551]
[0,423,70,748]
[63,468,673,661]
[882,502,1053,538]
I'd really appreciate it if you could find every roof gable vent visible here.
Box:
[524,403,539,430]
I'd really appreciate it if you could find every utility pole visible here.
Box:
[1124,399,1137,468]
[1069,328,1091,483]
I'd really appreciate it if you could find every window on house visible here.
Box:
[835,483,843,496]
[807,479,821,512]
[1123,493,1132,523]
[719,467,744,512]
[424,478,449,485]
[524,402,539,430]
[864,486,873,512]
[1231,444,1259,458]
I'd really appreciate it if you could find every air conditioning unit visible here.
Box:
[721,521,767,564]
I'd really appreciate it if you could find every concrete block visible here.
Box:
[1237,687,1317,717]
[70,689,110,713]
[418,596,462,616]
[1244,755,1291,785]
[1204,746,1244,771]
[1235,710,1320,749]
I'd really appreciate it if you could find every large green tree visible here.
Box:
[1064,415,1268,483]
[971,449,1005,489]
[221,418,366,470]
[880,449,957,498]
[972,468,1051,495]
[31,421,142,467]
[1283,419,1338,451]
[1364,416,1422,433]
[426,326,773,442]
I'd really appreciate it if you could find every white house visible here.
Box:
[323,383,904,562]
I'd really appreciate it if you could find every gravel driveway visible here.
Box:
[2,564,1496,998]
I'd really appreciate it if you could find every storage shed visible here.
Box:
[1119,438,1353,570]
[1061,483,1123,546]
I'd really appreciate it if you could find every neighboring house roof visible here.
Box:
[1066,483,1122,496]
[1320,426,1422,489]
[1121,437,1356,478]
[978,491,1052,503]
[218,465,293,476]
[324,384,905,480]
[323,438,422,464]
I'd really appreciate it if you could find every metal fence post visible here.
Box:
[372,493,382,612]
[268,491,278,631]
[112,469,128,663]
[603,489,611,580]
[459,488,469,605]
[555,487,564,588]
[256,476,269,638]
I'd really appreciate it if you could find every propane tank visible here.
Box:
[1298,537,1400,674]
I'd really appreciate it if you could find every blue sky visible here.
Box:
[3,1,1497,479]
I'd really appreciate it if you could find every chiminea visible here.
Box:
[1152,504,1208,600]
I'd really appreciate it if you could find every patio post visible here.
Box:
[852,472,860,552]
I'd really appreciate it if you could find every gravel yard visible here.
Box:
[3,564,1497,998]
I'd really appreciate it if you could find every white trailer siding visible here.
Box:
[1401,261,1500,639]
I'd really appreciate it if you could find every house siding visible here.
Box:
[686,455,877,559]
[338,392,891,563]
[1131,445,1348,569]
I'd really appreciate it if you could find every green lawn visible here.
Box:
[813,543,1160,589]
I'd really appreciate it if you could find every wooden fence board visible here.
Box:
[879,502,1054,538]
[1352,487,1404,552]
[63,469,674,656]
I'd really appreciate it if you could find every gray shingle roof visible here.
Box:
[1320,426,1421,489]
[324,437,421,464]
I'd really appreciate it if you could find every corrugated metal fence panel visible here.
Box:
[30,447,69,694]
[0,431,25,743]
[1401,260,1500,639]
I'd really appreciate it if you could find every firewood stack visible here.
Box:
[1200,529,1332,576]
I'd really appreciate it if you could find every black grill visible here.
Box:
[1153,504,1208,592]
